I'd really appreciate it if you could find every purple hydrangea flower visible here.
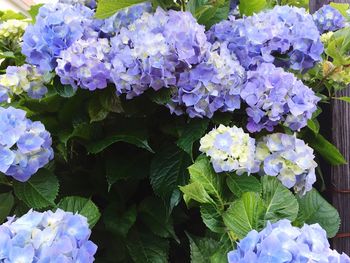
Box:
[0,107,53,182]
[99,2,152,36]
[59,0,97,9]
[110,7,209,99]
[313,5,345,33]
[228,219,350,263]
[0,64,51,101]
[56,37,111,91]
[256,133,317,195]
[22,3,95,71]
[199,124,260,174]
[208,5,324,71]
[241,63,320,132]
[0,209,97,262]
[168,41,245,118]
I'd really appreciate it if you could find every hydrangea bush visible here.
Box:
[0,0,349,262]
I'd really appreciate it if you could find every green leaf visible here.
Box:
[239,0,266,16]
[200,204,226,233]
[296,189,340,238]
[223,192,265,239]
[58,196,101,228]
[139,197,178,241]
[88,98,109,123]
[187,0,230,28]
[0,192,14,223]
[95,0,147,19]
[0,10,26,21]
[104,204,137,237]
[226,173,261,197]
[86,134,153,154]
[150,144,191,210]
[335,96,350,103]
[147,88,172,105]
[304,130,346,165]
[180,181,214,205]
[261,176,299,223]
[188,235,222,263]
[14,169,59,209]
[307,119,320,134]
[105,151,149,190]
[186,156,226,208]
[177,118,209,157]
[127,228,169,263]
[53,76,76,98]
[28,4,43,22]
[0,51,15,59]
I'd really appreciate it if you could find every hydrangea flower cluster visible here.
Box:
[0,64,50,101]
[228,219,350,263]
[56,37,111,91]
[22,3,95,71]
[99,2,152,36]
[241,63,320,133]
[59,0,97,9]
[313,5,345,33]
[256,133,317,195]
[168,42,245,118]
[110,8,209,99]
[199,124,259,174]
[0,107,53,182]
[0,209,97,262]
[0,19,28,47]
[208,5,324,71]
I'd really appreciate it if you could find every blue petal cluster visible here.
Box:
[0,107,53,182]
[168,42,245,118]
[0,209,97,262]
[59,0,97,9]
[56,37,111,91]
[313,5,345,33]
[241,63,320,132]
[228,220,350,263]
[22,3,95,71]
[110,7,209,98]
[0,64,50,101]
[256,133,317,195]
[99,2,152,36]
[208,5,324,71]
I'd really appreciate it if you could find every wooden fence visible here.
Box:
[309,0,350,253]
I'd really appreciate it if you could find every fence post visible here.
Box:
[309,0,350,254]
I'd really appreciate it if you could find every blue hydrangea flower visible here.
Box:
[313,5,345,33]
[22,3,95,71]
[56,37,111,91]
[0,64,51,101]
[99,2,152,36]
[168,41,245,118]
[228,219,350,263]
[256,133,317,195]
[110,7,209,99]
[199,124,260,174]
[208,5,324,71]
[241,63,320,133]
[59,0,97,9]
[0,107,53,182]
[0,209,97,262]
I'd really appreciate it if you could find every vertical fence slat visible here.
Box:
[332,89,350,253]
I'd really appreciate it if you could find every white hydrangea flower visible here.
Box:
[200,124,259,174]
